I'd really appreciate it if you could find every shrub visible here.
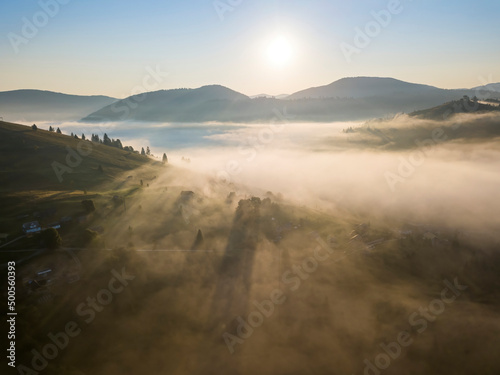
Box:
[81,199,96,213]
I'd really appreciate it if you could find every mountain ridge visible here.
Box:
[80,78,500,123]
[3,78,500,123]
[286,77,442,100]
[0,89,117,122]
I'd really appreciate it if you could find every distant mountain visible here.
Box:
[83,85,256,122]
[0,90,117,122]
[473,83,500,93]
[81,79,500,123]
[0,77,472,123]
[287,77,442,100]
[284,77,500,118]
[409,98,500,120]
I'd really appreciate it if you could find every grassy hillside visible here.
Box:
[0,121,160,240]
[410,97,500,120]
[0,121,153,192]
[323,102,500,151]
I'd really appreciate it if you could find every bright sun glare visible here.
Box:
[267,36,293,67]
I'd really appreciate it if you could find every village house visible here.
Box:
[22,221,42,234]
[48,222,61,230]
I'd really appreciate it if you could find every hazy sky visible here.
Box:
[1,0,499,98]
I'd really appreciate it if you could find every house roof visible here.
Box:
[22,221,41,229]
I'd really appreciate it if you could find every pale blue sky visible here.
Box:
[1,0,499,97]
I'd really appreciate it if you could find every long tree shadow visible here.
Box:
[189,198,305,374]
[182,198,262,375]
[209,197,262,327]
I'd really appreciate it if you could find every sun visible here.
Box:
[267,36,293,67]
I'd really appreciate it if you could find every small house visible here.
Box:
[22,221,41,234]
[48,222,61,230]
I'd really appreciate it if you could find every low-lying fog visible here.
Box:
[40,115,500,237]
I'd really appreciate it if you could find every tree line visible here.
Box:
[45,125,168,163]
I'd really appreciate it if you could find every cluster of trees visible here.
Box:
[89,134,162,158]
[139,147,169,163]
[81,199,96,213]
[82,228,104,248]
[90,133,124,149]
[40,227,62,250]
[48,126,62,133]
